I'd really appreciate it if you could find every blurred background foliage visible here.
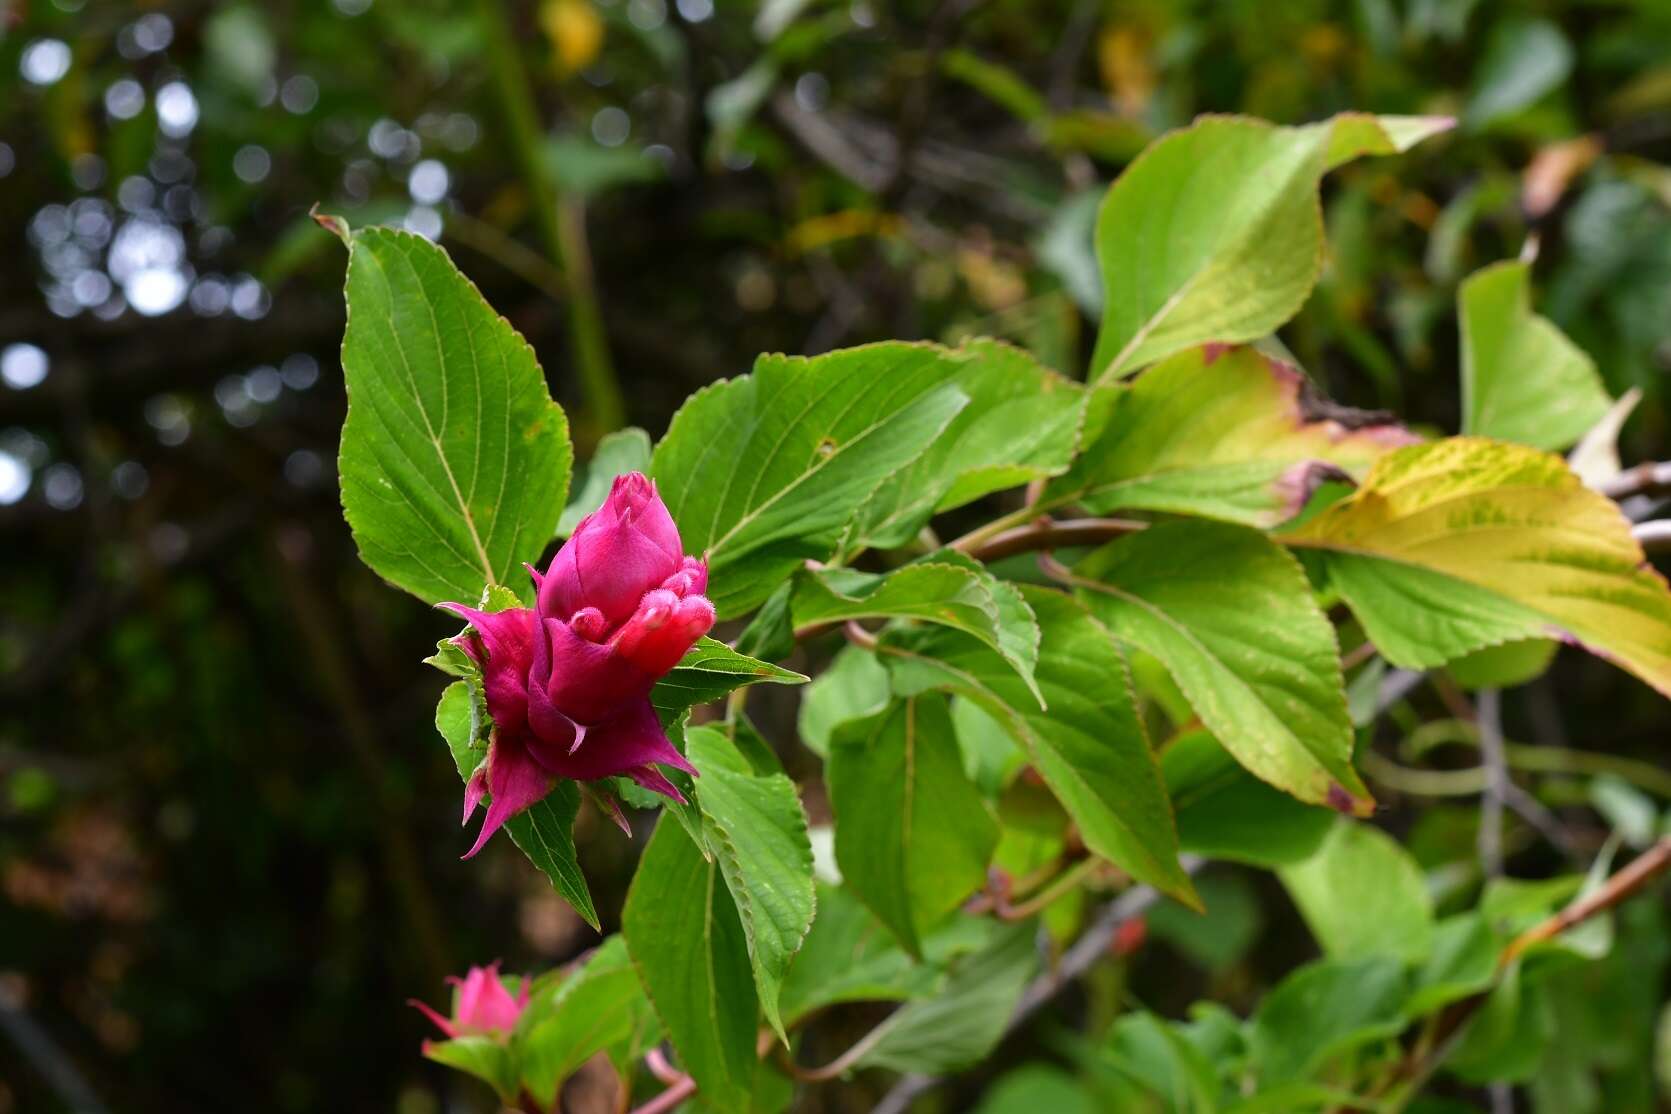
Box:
[1,0,1669,1111]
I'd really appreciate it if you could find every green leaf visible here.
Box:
[1590,773,1659,848]
[1090,116,1327,380]
[651,638,806,721]
[855,920,1038,1074]
[791,560,1040,700]
[422,1035,518,1101]
[1074,521,1370,814]
[881,587,1197,906]
[1048,345,1416,528]
[1102,1011,1222,1112]
[1446,963,1553,1083]
[1460,260,1610,451]
[1283,438,1671,697]
[1163,728,1334,867]
[337,225,572,605]
[1321,113,1456,170]
[1151,874,1266,978]
[734,581,796,663]
[685,727,816,1043]
[651,342,971,617]
[795,643,891,759]
[516,937,659,1106]
[939,49,1049,124]
[1445,638,1558,691]
[846,339,1086,548]
[827,696,998,956]
[1248,957,1409,1087]
[1278,819,1435,964]
[1088,114,1448,382]
[1465,18,1573,128]
[541,135,664,197]
[622,817,758,1112]
[951,696,1026,797]
[974,1066,1099,1114]
[436,682,599,928]
[557,426,652,536]
[777,883,937,1025]
[1408,914,1499,1017]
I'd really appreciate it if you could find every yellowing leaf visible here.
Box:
[1049,345,1417,527]
[1322,113,1456,171]
[1284,437,1671,696]
[541,0,603,75]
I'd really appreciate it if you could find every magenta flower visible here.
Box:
[409,962,529,1042]
[443,473,714,857]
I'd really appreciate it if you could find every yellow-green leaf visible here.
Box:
[1284,437,1671,697]
[1048,345,1417,527]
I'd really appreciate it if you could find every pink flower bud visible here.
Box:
[408,962,529,1043]
[440,473,714,857]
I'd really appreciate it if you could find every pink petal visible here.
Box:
[453,966,486,1024]
[538,532,585,622]
[439,605,537,735]
[572,521,681,626]
[537,617,656,726]
[462,765,488,825]
[623,762,689,805]
[468,965,526,1032]
[527,698,696,783]
[597,791,631,835]
[407,998,459,1040]
[569,606,608,642]
[612,591,715,676]
[462,735,556,859]
[606,473,683,560]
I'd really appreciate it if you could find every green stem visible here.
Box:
[474,0,625,437]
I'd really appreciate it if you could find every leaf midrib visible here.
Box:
[359,235,497,588]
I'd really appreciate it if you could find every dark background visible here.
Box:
[2,1,1669,1110]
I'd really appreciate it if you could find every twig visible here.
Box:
[1501,835,1671,965]
[1633,519,1671,552]
[1596,460,1671,501]
[994,858,1101,921]
[1340,640,1379,671]
[643,1046,681,1085]
[628,1072,696,1114]
[1476,689,1507,877]
[842,619,879,650]
[0,984,111,1114]
[960,516,1147,563]
[1380,836,1671,1108]
[444,209,568,302]
[873,859,1203,1114]
[778,1017,895,1083]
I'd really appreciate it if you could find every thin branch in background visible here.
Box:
[1377,668,1428,713]
[444,210,568,303]
[1376,836,1671,1109]
[1596,460,1671,501]
[872,858,1204,1114]
[628,1072,696,1114]
[0,983,111,1114]
[1633,518,1671,552]
[1476,689,1507,877]
[961,516,1148,563]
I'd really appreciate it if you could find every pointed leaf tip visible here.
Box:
[311,205,352,246]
